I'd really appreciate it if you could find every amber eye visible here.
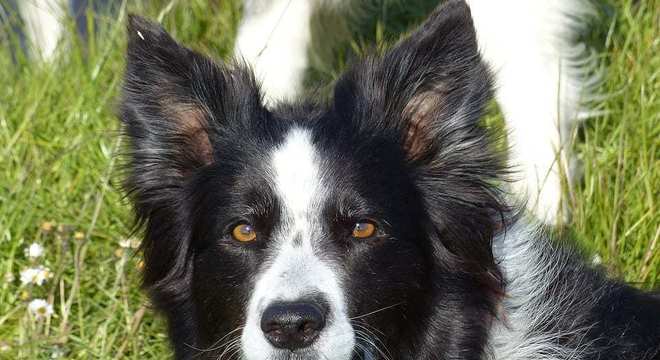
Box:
[231,224,257,242]
[352,221,376,239]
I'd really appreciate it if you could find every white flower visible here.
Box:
[28,299,53,320]
[20,268,38,285]
[20,266,53,286]
[118,238,140,249]
[25,243,45,259]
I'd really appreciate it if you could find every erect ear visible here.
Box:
[334,1,506,280]
[334,0,493,163]
[120,15,263,186]
[119,16,264,308]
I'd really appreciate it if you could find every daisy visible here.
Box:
[118,238,140,249]
[25,243,44,259]
[28,299,53,320]
[20,266,52,286]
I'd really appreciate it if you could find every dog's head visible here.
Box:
[120,1,505,358]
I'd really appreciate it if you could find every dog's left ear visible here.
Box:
[334,0,492,163]
[335,1,505,277]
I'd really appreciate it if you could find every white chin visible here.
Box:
[240,349,355,360]
[245,350,345,360]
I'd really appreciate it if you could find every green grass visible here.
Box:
[0,0,657,358]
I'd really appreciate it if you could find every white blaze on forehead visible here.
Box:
[271,127,323,221]
[240,128,355,360]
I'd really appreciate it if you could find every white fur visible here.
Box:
[466,0,598,224]
[488,220,600,360]
[241,128,355,360]
[19,0,65,61]
[234,0,317,105]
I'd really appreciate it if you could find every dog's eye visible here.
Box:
[352,221,376,239]
[232,224,257,242]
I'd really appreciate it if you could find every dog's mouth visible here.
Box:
[236,333,376,360]
[258,346,375,360]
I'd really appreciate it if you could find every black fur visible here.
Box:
[119,1,660,359]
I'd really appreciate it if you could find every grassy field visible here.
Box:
[0,0,657,358]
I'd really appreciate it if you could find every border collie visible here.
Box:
[119,1,660,359]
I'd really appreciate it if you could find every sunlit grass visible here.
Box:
[0,0,656,358]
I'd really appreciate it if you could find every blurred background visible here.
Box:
[0,0,657,358]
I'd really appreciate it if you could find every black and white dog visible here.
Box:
[119,1,660,359]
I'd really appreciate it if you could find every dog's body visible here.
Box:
[119,1,660,359]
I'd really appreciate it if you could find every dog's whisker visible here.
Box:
[189,326,244,357]
[217,337,242,360]
[208,327,245,352]
[355,320,386,337]
[352,322,390,358]
[350,302,403,321]
[352,342,367,360]
[227,341,244,360]
[354,330,391,360]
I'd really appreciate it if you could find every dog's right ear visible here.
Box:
[119,16,263,301]
[122,15,262,179]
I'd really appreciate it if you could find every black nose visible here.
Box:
[260,301,326,350]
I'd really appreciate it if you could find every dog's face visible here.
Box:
[121,1,505,359]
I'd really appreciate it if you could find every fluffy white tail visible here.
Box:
[234,0,319,104]
[466,0,598,223]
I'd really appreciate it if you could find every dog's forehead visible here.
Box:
[269,126,326,218]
